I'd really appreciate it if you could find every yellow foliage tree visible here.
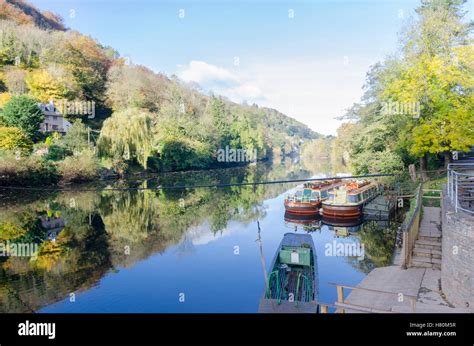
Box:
[0,92,11,108]
[25,69,69,102]
[0,126,33,154]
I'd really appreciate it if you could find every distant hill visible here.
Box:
[0,0,65,30]
[260,106,318,140]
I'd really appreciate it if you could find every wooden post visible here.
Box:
[402,231,408,269]
[410,297,416,313]
[320,304,329,314]
[408,164,417,182]
[337,285,345,313]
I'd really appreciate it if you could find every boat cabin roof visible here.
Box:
[305,179,341,190]
[347,181,378,195]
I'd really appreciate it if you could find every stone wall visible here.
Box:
[441,189,474,310]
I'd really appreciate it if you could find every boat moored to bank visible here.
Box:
[321,180,380,219]
[258,233,319,313]
[284,179,342,215]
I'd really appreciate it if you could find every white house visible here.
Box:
[38,101,72,134]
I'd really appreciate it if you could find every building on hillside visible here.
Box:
[38,101,72,134]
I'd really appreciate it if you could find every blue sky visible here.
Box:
[29,0,474,134]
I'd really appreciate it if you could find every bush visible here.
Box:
[159,136,212,171]
[0,151,59,185]
[57,149,99,183]
[0,126,33,154]
[0,95,44,141]
[60,119,90,153]
[44,144,71,161]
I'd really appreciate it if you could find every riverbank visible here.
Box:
[0,151,274,188]
[336,182,474,313]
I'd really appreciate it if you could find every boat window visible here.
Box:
[302,189,312,201]
[321,190,328,198]
[294,190,303,201]
[311,191,319,201]
[348,194,360,203]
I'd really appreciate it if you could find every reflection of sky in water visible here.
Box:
[40,190,372,313]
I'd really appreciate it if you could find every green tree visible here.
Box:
[382,0,474,174]
[0,95,44,140]
[336,0,474,178]
[205,96,230,147]
[98,108,154,170]
[61,119,90,153]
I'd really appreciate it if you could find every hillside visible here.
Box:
[0,0,65,30]
[0,0,321,182]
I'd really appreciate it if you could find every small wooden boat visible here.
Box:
[258,233,318,313]
[321,180,380,219]
[284,179,342,215]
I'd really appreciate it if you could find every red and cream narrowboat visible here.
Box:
[284,179,342,215]
[321,180,380,219]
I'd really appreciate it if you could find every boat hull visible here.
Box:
[321,203,362,218]
[284,200,321,215]
[322,216,363,227]
[284,211,321,224]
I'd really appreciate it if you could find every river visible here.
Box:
[0,159,397,312]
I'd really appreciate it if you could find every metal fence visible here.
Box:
[447,163,474,215]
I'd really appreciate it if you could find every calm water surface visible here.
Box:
[0,160,396,312]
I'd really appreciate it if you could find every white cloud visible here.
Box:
[178,60,266,102]
[179,60,238,85]
[177,58,374,135]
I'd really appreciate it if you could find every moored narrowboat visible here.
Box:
[321,180,380,219]
[284,179,342,215]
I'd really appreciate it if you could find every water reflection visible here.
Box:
[322,217,363,238]
[0,160,398,313]
[0,162,316,312]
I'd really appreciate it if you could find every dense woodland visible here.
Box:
[0,0,318,184]
[304,0,474,179]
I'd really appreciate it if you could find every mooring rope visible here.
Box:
[0,173,395,192]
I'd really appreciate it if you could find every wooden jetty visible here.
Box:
[362,195,395,220]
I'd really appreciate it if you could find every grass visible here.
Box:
[422,176,446,207]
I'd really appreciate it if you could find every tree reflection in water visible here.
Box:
[0,161,315,312]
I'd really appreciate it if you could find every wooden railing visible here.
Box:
[319,283,417,313]
[400,184,422,269]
